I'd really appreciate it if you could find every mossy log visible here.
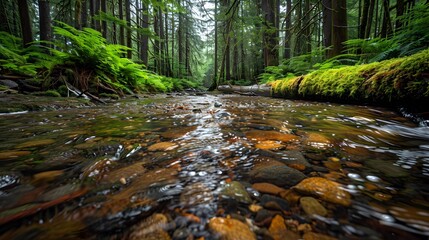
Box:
[270,49,429,107]
[218,84,271,97]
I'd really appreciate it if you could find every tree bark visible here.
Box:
[101,0,107,38]
[366,0,375,38]
[38,0,51,44]
[395,0,404,31]
[141,2,148,66]
[119,0,125,46]
[284,0,292,59]
[125,0,132,58]
[359,0,370,38]
[322,0,332,56]
[332,0,348,56]
[380,0,392,38]
[17,0,33,47]
[178,0,184,77]
[262,0,278,67]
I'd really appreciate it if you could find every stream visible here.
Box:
[0,93,428,239]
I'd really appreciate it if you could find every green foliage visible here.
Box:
[0,32,40,76]
[271,49,429,105]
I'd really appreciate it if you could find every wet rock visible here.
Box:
[278,151,311,167]
[214,102,222,107]
[255,141,285,150]
[15,139,56,149]
[129,213,170,240]
[208,217,256,240]
[255,209,276,223]
[249,204,263,212]
[299,197,328,217]
[268,215,288,240]
[33,170,64,184]
[0,150,31,160]
[366,160,409,178]
[293,177,351,206]
[250,165,306,188]
[246,130,299,142]
[101,162,146,184]
[39,183,82,202]
[279,190,301,205]
[148,142,178,151]
[180,182,214,207]
[252,183,286,196]
[160,126,197,139]
[220,181,252,204]
[260,194,289,211]
[0,173,20,190]
[303,133,331,149]
[303,232,337,240]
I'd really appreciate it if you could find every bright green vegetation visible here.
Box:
[271,49,429,105]
[0,23,200,96]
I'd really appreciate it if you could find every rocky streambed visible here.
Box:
[0,93,428,239]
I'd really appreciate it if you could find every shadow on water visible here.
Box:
[0,94,428,239]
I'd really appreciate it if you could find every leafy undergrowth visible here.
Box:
[0,23,200,97]
[271,48,429,105]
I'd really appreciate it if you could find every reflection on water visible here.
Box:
[0,94,428,239]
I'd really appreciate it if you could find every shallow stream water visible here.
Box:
[0,93,428,239]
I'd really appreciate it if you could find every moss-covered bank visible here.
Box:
[271,49,429,106]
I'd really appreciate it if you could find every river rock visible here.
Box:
[278,151,311,167]
[269,215,288,240]
[15,139,56,149]
[303,133,331,149]
[255,141,285,150]
[252,183,286,196]
[148,142,178,151]
[33,170,64,184]
[366,159,409,178]
[246,130,299,142]
[208,217,256,240]
[300,197,328,216]
[293,177,351,206]
[220,181,252,204]
[303,232,337,240]
[250,165,306,188]
[260,194,289,211]
[0,151,31,160]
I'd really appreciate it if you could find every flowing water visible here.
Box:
[0,93,428,239]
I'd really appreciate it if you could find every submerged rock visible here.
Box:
[148,142,178,151]
[220,181,252,204]
[208,217,256,240]
[252,182,286,196]
[15,139,56,149]
[293,177,351,206]
[180,182,214,207]
[0,151,31,161]
[300,197,328,217]
[246,130,299,142]
[250,165,306,188]
[268,215,288,240]
[129,213,170,240]
[255,141,285,150]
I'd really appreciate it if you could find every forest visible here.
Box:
[0,0,428,101]
[1,1,429,239]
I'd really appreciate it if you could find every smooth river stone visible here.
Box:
[250,165,306,188]
[255,141,285,150]
[129,213,171,240]
[245,130,299,142]
[252,182,286,196]
[300,197,328,216]
[148,142,178,151]
[220,181,252,204]
[208,217,256,240]
[268,215,288,240]
[15,139,56,149]
[293,177,351,206]
[0,151,31,160]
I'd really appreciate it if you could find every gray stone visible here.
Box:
[250,165,306,188]
[220,181,252,204]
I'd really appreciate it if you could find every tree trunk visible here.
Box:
[303,0,311,53]
[153,7,160,73]
[395,0,404,31]
[159,9,166,75]
[367,0,376,37]
[0,0,11,33]
[322,0,332,56]
[17,0,32,47]
[262,0,278,67]
[380,0,392,38]
[38,0,51,45]
[284,0,292,59]
[101,0,107,38]
[232,32,238,80]
[359,0,370,38]
[125,0,132,58]
[178,0,184,77]
[119,0,125,46]
[331,0,348,56]
[214,0,218,83]
[141,3,148,66]
[75,0,82,29]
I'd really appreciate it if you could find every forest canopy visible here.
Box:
[0,0,428,96]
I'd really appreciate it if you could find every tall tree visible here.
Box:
[38,0,52,44]
[284,0,292,59]
[262,0,278,67]
[17,0,32,47]
[332,0,348,56]
[140,2,149,66]
[125,0,132,58]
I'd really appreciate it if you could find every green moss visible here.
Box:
[271,49,429,105]
[99,93,120,99]
[32,90,61,97]
[57,85,68,97]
